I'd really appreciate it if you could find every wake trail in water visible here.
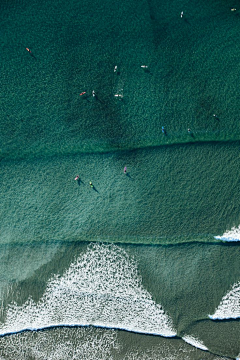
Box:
[0,243,176,338]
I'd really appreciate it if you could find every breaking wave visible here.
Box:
[0,243,176,337]
[182,335,208,351]
[214,225,240,242]
[209,281,240,320]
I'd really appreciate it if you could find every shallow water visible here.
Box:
[1,0,240,358]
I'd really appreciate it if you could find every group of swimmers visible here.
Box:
[75,167,127,188]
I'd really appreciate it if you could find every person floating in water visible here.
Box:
[89,181,93,188]
[124,166,127,174]
[114,94,123,99]
[181,11,183,18]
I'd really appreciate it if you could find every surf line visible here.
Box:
[0,323,225,358]
[0,323,177,338]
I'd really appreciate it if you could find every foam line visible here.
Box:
[182,335,208,351]
[209,282,240,320]
[0,244,176,338]
[214,225,240,242]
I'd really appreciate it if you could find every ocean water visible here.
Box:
[1,0,240,358]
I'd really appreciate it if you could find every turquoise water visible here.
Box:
[1,0,240,358]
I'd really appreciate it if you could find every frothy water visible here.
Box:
[0,327,119,360]
[209,282,240,320]
[0,327,230,360]
[214,225,240,242]
[0,243,176,337]
[182,335,208,351]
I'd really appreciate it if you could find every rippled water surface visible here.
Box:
[1,0,240,358]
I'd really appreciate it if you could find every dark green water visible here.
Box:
[0,0,240,358]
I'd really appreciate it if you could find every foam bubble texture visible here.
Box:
[215,225,240,242]
[209,282,240,320]
[0,327,229,360]
[0,243,176,337]
[0,327,119,360]
[182,335,208,351]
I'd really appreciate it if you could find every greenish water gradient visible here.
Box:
[1,0,240,358]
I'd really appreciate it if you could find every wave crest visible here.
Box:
[0,243,176,337]
[214,225,240,242]
[209,282,240,320]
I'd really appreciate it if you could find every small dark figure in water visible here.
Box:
[124,166,127,174]
[162,126,166,134]
[188,128,191,133]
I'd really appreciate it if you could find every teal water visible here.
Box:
[1,0,240,358]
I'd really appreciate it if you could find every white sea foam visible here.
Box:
[209,282,240,320]
[182,335,208,351]
[0,326,229,360]
[214,225,240,241]
[0,327,119,360]
[0,243,176,337]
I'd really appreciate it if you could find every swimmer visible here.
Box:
[181,11,183,18]
[92,90,96,97]
[213,114,217,117]
[89,181,93,188]
[162,126,165,134]
[75,175,80,180]
[141,65,148,69]
[188,128,191,133]
[114,94,123,99]
[26,48,32,53]
[124,166,127,174]
[79,92,86,96]
[231,8,237,11]
[114,65,118,72]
